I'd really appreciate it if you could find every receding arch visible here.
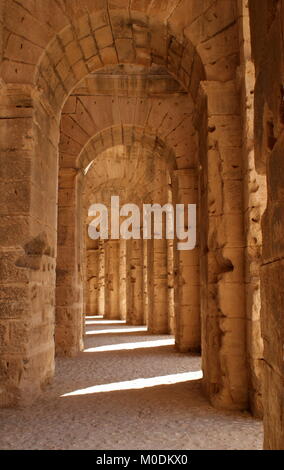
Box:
[60,75,197,171]
[33,9,204,114]
[56,125,179,355]
[77,125,177,172]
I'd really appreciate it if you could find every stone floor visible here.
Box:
[0,317,263,450]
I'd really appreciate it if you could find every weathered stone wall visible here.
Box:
[249,0,284,450]
[0,0,4,65]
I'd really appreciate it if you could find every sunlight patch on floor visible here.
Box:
[84,338,175,352]
[85,320,127,326]
[61,371,204,397]
[85,327,148,335]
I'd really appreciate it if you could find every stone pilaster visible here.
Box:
[142,240,150,326]
[148,236,169,334]
[56,168,84,356]
[196,80,248,410]
[119,239,127,321]
[174,169,200,352]
[167,239,175,335]
[97,241,105,316]
[105,240,120,320]
[127,239,144,325]
[86,243,99,316]
[0,85,57,405]
[237,0,266,418]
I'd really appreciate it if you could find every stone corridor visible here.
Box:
[0,316,262,450]
[1,0,284,450]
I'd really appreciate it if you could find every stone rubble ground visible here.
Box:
[0,318,263,450]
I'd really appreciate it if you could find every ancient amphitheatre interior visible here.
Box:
[0,0,283,451]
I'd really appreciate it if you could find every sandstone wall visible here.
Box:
[0,0,4,65]
[249,0,284,449]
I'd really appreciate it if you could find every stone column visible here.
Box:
[105,240,120,320]
[143,240,149,326]
[56,168,84,356]
[127,239,144,325]
[86,243,99,316]
[97,241,105,316]
[261,144,284,449]
[167,239,175,335]
[146,185,169,334]
[174,169,200,352]
[196,81,248,410]
[147,236,169,334]
[86,240,105,317]
[167,181,175,335]
[119,239,127,320]
[237,0,266,418]
[0,85,58,406]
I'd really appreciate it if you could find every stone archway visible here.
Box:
[0,0,254,426]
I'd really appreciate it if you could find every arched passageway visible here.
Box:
[0,0,283,450]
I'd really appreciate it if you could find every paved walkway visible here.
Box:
[0,316,263,450]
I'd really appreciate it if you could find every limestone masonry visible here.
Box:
[0,0,283,450]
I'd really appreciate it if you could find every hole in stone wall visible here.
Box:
[266,119,277,151]
[217,255,234,274]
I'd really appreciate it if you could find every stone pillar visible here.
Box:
[261,185,284,449]
[105,240,120,319]
[97,241,105,316]
[145,185,169,335]
[127,239,144,325]
[86,240,106,317]
[261,136,284,448]
[119,239,127,320]
[56,168,84,356]
[0,85,57,406]
[237,0,266,418]
[86,243,99,316]
[196,81,248,410]
[143,240,149,326]
[148,236,169,334]
[167,240,175,335]
[174,169,200,352]
[167,182,175,335]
